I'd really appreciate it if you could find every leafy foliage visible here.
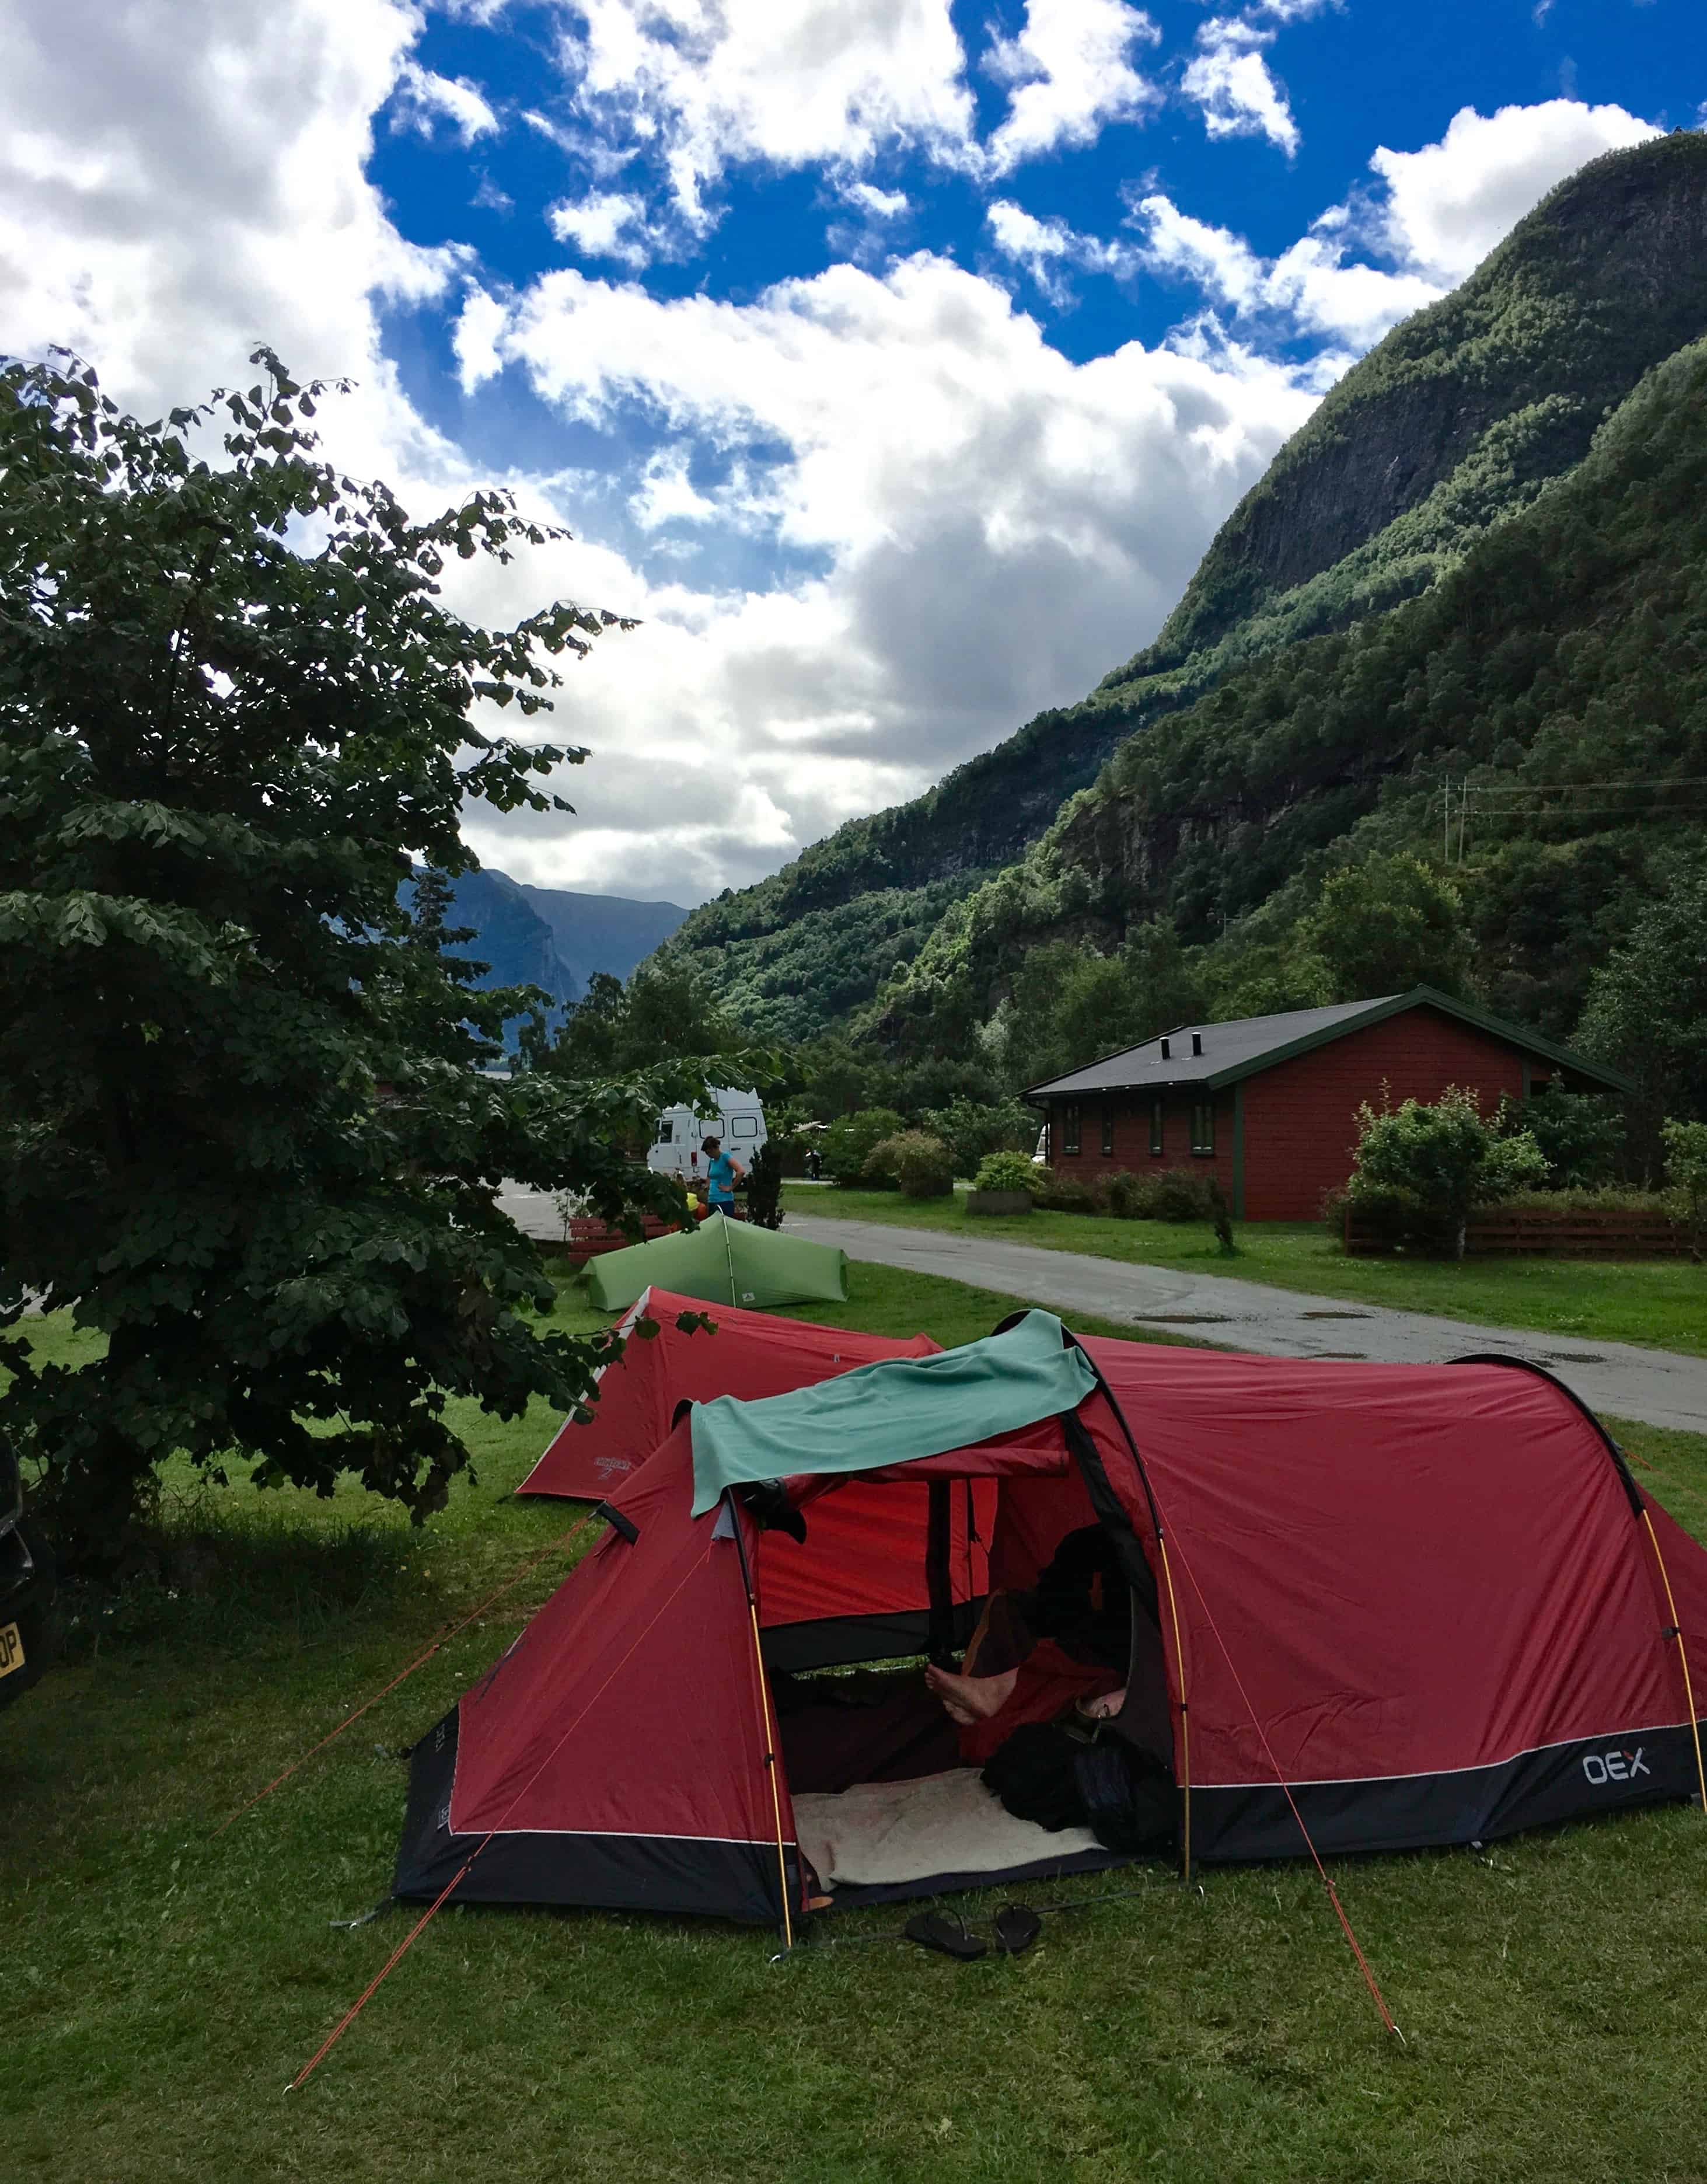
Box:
[1494,1090,1625,1189]
[1303,854,1468,1002]
[1662,1120,1707,1257]
[822,1107,906,1186]
[0,350,685,1568]
[866,1131,954,1199]
[920,1096,1035,1180]
[522,957,748,1080]
[742,1139,786,1230]
[971,1150,1042,1194]
[1576,860,1707,1151]
[1348,1088,1548,1256]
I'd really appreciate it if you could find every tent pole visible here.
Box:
[727,1491,797,1950]
[1640,1509,1707,1816]
[1154,1531,1192,1883]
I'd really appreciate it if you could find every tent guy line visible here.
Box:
[212,1504,604,1837]
[289,1536,718,2092]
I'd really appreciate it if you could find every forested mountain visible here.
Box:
[653,133,1707,1045]
[878,326,1707,1055]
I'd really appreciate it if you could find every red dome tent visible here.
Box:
[518,1286,993,1669]
[396,1313,1707,1931]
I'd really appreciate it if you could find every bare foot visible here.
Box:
[1075,1686,1127,1723]
[924,1663,1018,1726]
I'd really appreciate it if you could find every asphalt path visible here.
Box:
[780,1210,1707,1438]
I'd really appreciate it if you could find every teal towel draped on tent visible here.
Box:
[689,1309,1095,1515]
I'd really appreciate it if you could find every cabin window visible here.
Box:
[657,1121,673,1143]
[1101,1106,1115,1157]
[1149,1098,1163,1157]
[730,1114,759,1139]
[1062,1103,1081,1157]
[1191,1101,1215,1157]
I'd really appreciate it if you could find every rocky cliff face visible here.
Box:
[1131,134,1707,672]
[658,134,1707,1041]
[872,326,1707,1052]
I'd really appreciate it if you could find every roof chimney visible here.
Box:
[1191,1031,1203,1058]
[1160,1037,1171,1060]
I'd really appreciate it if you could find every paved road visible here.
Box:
[781,1212,1707,1437]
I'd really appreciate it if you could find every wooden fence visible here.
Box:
[1345,1206,1694,1260]
[557,1215,686,1266]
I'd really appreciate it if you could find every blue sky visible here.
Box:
[4,1,1703,901]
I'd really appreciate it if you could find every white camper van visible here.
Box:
[645,1089,768,1186]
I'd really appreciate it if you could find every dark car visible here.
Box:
[0,1437,55,1711]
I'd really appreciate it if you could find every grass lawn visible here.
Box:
[8,1259,1707,2182]
[788,1187,1707,1358]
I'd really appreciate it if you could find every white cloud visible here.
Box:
[985,0,1161,175]
[553,0,979,235]
[547,189,655,267]
[1181,17,1298,157]
[444,250,1319,890]
[1370,99,1660,282]
[1132,194,1437,348]
[986,200,1134,303]
[392,59,500,145]
[843,181,910,218]
[0,3,1667,908]
[0,0,463,482]
[1133,95,1661,350]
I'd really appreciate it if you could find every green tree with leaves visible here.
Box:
[0,350,700,1568]
[526,958,742,1082]
[1304,853,1469,1003]
[1577,863,1707,1149]
[1348,1087,1547,1257]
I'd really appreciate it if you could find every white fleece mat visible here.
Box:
[792,1768,1100,1889]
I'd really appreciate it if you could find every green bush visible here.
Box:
[1137,1169,1220,1223]
[1663,1119,1707,1255]
[923,1097,1036,1181]
[1097,1170,1147,1219]
[867,1131,955,1199]
[823,1106,907,1186]
[1495,1090,1625,1189]
[971,1150,1042,1195]
[1348,1086,1547,1257]
[743,1141,786,1229]
[1034,1168,1100,1214]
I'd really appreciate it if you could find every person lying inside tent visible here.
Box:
[924,1523,1135,1765]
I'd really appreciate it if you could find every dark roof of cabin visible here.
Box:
[1024,987,1635,1101]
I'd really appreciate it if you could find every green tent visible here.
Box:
[584,1212,850,1314]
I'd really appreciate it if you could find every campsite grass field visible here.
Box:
[9,1260,1707,2183]
[787,1185,1707,1357]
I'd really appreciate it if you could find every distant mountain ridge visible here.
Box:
[651,134,1707,1043]
[514,881,689,998]
[414,867,687,1011]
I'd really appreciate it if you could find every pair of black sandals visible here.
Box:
[902,1904,1041,1959]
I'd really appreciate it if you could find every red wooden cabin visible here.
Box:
[1026,986,1632,1222]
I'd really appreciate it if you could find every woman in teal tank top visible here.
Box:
[701,1135,744,1214]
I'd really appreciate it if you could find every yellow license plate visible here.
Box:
[0,1621,24,1680]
